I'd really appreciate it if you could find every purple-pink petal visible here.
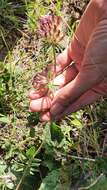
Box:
[37,29,46,37]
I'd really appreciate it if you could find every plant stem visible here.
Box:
[52,43,57,78]
[79,173,104,190]
[15,142,43,190]
[67,155,95,162]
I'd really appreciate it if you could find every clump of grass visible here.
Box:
[0,0,26,60]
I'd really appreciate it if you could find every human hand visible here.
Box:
[29,45,78,119]
[29,61,107,122]
[29,18,107,121]
[29,0,107,121]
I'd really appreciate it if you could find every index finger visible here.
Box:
[33,46,73,87]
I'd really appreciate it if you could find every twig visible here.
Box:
[67,155,95,162]
[0,175,16,180]
[79,173,104,190]
[71,172,92,190]
[17,28,30,39]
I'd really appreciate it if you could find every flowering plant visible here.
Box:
[38,14,64,44]
[33,14,64,98]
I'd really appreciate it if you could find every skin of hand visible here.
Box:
[29,0,107,121]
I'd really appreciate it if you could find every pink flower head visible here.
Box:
[37,14,64,44]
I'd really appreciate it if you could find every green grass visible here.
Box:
[0,0,107,190]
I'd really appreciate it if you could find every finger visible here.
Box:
[50,64,104,119]
[30,96,52,112]
[39,81,106,122]
[37,63,78,93]
[32,47,74,87]
[32,73,48,88]
[51,77,107,121]
[53,64,78,87]
[40,111,51,122]
[49,47,73,74]
[30,64,78,100]
[50,14,107,119]
[29,89,48,100]
[51,89,101,121]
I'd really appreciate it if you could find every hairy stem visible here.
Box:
[52,43,57,78]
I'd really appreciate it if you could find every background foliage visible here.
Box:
[0,0,107,190]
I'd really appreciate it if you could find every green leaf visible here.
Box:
[43,123,52,145]
[30,127,35,138]
[71,119,82,128]
[38,169,60,190]
[6,180,14,190]
[0,161,7,175]
[0,114,10,124]
[26,146,36,158]
[50,122,64,143]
